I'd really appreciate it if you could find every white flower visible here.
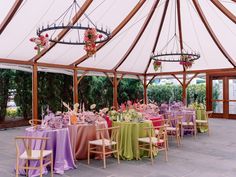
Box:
[90,104,96,110]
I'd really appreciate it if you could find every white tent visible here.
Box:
[0,0,235,77]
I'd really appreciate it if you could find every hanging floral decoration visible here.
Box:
[30,34,49,54]
[179,55,193,69]
[153,60,162,71]
[84,28,102,57]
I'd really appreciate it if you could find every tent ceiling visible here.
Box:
[0,0,235,76]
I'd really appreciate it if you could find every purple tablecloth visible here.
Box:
[18,127,76,177]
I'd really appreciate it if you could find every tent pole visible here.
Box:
[113,72,118,110]
[73,69,78,104]
[144,75,148,104]
[182,72,187,106]
[32,63,38,122]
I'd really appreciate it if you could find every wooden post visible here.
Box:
[32,63,38,121]
[144,75,148,104]
[73,69,78,104]
[182,72,187,105]
[113,73,118,110]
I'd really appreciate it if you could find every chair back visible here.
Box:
[145,125,167,142]
[29,119,42,127]
[15,136,48,158]
[183,112,194,125]
[150,118,165,128]
[205,111,213,120]
[96,126,120,145]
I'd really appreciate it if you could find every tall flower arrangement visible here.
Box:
[84,28,102,57]
[30,34,49,55]
[153,60,162,71]
[180,55,193,69]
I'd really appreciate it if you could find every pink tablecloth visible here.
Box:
[68,121,109,160]
[18,127,76,177]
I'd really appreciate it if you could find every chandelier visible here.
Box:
[36,0,110,46]
[151,1,200,71]
[151,34,200,71]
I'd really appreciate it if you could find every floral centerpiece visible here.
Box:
[62,102,79,125]
[179,55,193,69]
[153,60,162,71]
[30,34,49,54]
[84,28,102,57]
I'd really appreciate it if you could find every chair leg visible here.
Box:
[102,145,106,169]
[40,158,43,177]
[208,123,210,136]
[150,143,153,165]
[164,141,168,162]
[88,143,90,165]
[15,158,19,177]
[117,144,120,164]
[51,153,54,177]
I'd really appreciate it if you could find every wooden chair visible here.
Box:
[138,125,168,164]
[180,112,197,138]
[196,111,213,136]
[88,126,120,168]
[29,119,42,128]
[165,114,182,147]
[15,136,53,177]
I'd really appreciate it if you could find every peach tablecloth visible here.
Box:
[68,121,109,160]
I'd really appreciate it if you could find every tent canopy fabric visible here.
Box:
[0,0,235,77]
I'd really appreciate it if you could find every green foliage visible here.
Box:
[0,69,14,122]
[148,83,206,105]
[38,72,73,117]
[14,71,32,119]
[118,78,143,104]
[148,84,182,104]
[6,108,18,118]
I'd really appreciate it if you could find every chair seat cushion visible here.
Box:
[89,139,117,146]
[138,137,164,145]
[196,120,207,123]
[20,150,52,160]
[181,122,194,126]
[166,127,176,131]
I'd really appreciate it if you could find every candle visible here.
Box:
[83,103,85,112]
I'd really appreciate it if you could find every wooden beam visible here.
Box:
[112,0,161,71]
[0,58,33,65]
[143,75,148,104]
[77,71,88,85]
[147,75,156,87]
[177,0,183,50]
[146,68,236,76]
[144,0,169,74]
[172,74,183,86]
[103,72,114,86]
[37,62,74,69]
[186,73,199,86]
[117,74,125,85]
[73,69,78,104]
[32,63,38,121]
[210,0,236,24]
[72,0,147,66]
[182,72,187,105]
[177,0,186,72]
[30,0,93,62]
[192,0,236,67]
[0,0,23,34]
[137,75,144,86]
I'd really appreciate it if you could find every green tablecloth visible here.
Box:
[113,121,154,160]
[195,109,208,133]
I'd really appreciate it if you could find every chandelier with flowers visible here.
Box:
[35,0,110,56]
[151,1,200,71]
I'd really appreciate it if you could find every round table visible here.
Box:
[112,120,153,160]
[18,127,76,177]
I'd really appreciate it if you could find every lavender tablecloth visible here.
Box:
[18,127,76,177]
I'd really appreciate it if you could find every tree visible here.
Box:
[0,69,14,122]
